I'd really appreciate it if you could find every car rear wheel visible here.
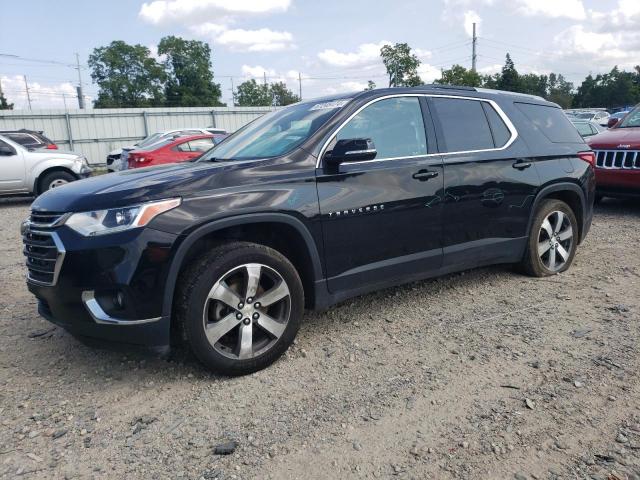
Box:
[175,242,304,376]
[519,199,579,277]
[39,171,76,193]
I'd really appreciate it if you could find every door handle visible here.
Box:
[412,170,439,181]
[512,160,532,170]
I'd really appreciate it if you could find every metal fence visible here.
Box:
[0,107,275,165]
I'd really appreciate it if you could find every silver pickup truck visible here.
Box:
[0,134,91,195]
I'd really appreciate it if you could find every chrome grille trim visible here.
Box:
[28,211,70,229]
[22,228,66,286]
[594,150,640,170]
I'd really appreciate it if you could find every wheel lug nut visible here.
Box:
[246,297,253,304]
[252,312,259,320]
[243,318,251,325]
[236,313,242,320]
[254,302,261,309]
[238,302,244,309]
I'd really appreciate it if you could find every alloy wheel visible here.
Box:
[49,179,69,189]
[537,210,574,272]
[202,263,291,360]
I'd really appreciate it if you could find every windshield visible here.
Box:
[198,99,350,161]
[569,112,595,120]
[618,106,640,128]
[137,133,164,148]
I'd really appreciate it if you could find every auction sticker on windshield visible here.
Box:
[309,99,351,111]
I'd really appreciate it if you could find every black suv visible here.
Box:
[23,86,595,375]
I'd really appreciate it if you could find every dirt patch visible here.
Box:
[0,197,639,479]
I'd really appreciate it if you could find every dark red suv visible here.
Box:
[587,105,640,200]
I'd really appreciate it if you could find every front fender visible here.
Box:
[159,212,324,320]
[28,158,84,191]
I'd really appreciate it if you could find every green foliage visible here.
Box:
[380,43,422,87]
[364,80,376,91]
[0,89,13,110]
[157,36,224,107]
[437,55,574,108]
[270,81,300,106]
[573,67,640,109]
[435,64,483,87]
[89,41,166,108]
[234,79,300,107]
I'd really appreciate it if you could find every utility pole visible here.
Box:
[471,22,477,72]
[263,72,267,86]
[230,77,235,106]
[298,72,302,100]
[62,93,68,111]
[23,75,32,110]
[75,52,85,109]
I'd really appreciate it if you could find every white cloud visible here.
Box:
[443,0,585,21]
[318,41,391,67]
[190,22,227,36]
[215,28,294,52]
[514,0,585,20]
[414,48,433,60]
[241,64,278,80]
[1,75,84,110]
[463,10,481,37]
[418,64,442,83]
[139,0,291,25]
[477,64,502,75]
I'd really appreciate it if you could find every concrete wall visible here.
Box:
[0,107,275,165]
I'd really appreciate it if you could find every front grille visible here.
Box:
[23,227,65,286]
[29,210,68,228]
[106,154,120,165]
[594,150,640,169]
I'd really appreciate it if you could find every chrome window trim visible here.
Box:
[315,93,519,169]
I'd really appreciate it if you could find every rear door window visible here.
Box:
[515,103,583,143]
[431,98,494,152]
[4,133,43,148]
[482,103,511,148]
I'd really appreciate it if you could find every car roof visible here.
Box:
[297,85,556,109]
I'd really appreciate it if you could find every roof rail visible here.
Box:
[421,84,477,92]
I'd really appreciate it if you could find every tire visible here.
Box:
[519,199,579,277]
[175,241,304,376]
[39,171,76,193]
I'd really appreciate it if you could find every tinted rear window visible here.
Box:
[515,103,583,143]
[482,103,511,148]
[431,98,494,152]
[4,132,43,147]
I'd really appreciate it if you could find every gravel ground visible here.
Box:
[0,196,639,480]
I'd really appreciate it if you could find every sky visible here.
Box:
[1,0,639,109]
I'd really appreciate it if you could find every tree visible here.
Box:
[574,66,640,109]
[497,54,520,92]
[547,73,574,108]
[0,89,12,110]
[234,79,271,106]
[364,80,376,91]
[157,36,224,107]
[435,64,483,87]
[380,43,422,87]
[89,41,165,108]
[270,81,300,106]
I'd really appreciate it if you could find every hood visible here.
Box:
[587,127,640,149]
[31,149,82,159]
[31,161,237,213]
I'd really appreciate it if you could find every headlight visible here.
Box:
[65,198,181,236]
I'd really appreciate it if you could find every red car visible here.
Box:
[128,134,220,169]
[587,104,640,200]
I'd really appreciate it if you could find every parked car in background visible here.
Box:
[127,134,217,168]
[106,127,228,172]
[0,129,58,150]
[565,109,610,126]
[587,103,640,200]
[606,110,630,128]
[571,119,604,138]
[0,134,91,195]
[23,86,594,375]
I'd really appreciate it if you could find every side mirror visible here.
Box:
[607,117,619,128]
[0,145,16,156]
[325,138,377,167]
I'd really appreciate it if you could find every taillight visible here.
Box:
[578,151,595,167]
[45,144,58,150]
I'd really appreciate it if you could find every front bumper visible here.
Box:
[25,224,180,347]
[596,168,640,197]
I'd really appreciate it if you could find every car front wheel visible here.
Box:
[175,242,304,376]
[39,171,76,193]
